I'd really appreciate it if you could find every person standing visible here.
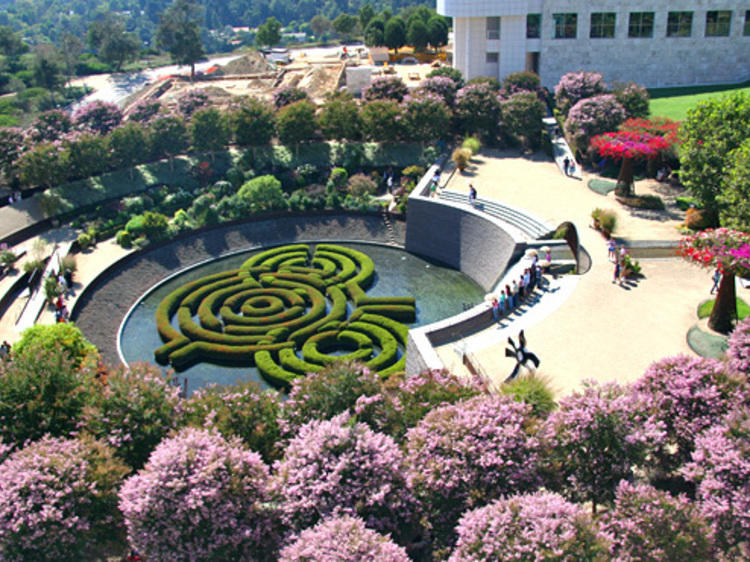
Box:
[710,268,722,294]
[607,238,616,262]
[563,156,570,176]
[468,184,477,206]
[613,259,621,284]
[491,297,500,323]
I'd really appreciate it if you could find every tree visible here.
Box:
[270,413,421,544]
[59,32,83,87]
[16,142,66,188]
[279,516,410,562]
[678,228,750,333]
[318,91,361,140]
[450,492,610,561]
[149,115,189,168]
[72,100,123,135]
[402,94,451,143]
[455,83,502,142]
[237,174,287,213]
[0,127,25,181]
[362,76,408,102]
[156,0,205,80]
[232,96,275,148]
[564,94,626,154]
[0,26,28,58]
[256,16,282,47]
[420,75,459,106]
[359,4,376,30]
[360,99,403,142]
[87,15,140,72]
[500,91,546,150]
[273,86,309,109]
[83,363,183,470]
[0,436,129,561]
[332,14,357,40]
[108,122,149,176]
[590,130,671,196]
[364,17,385,46]
[540,381,665,515]
[554,70,607,116]
[31,44,63,92]
[613,81,650,119]
[190,107,230,158]
[119,428,275,561]
[65,132,110,180]
[276,99,317,154]
[309,15,331,40]
[406,395,541,545]
[721,138,750,233]
[407,17,429,52]
[384,16,406,54]
[427,16,449,50]
[427,65,464,88]
[679,92,750,221]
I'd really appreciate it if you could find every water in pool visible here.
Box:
[119,243,484,394]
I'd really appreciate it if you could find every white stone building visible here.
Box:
[437,0,750,88]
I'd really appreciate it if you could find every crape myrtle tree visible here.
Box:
[679,92,750,223]
[554,70,607,116]
[679,228,750,333]
[564,94,626,154]
[590,130,671,196]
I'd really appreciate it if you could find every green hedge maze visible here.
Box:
[154,244,416,388]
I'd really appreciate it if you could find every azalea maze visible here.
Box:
[154,244,415,387]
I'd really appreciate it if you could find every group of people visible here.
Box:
[52,268,74,323]
[608,239,630,285]
[0,340,10,358]
[562,156,576,177]
[490,261,545,323]
[5,191,21,206]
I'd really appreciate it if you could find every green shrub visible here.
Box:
[77,232,94,251]
[44,276,62,300]
[23,259,45,275]
[623,253,642,275]
[237,174,287,213]
[401,165,425,182]
[0,250,19,268]
[616,194,665,210]
[675,196,700,211]
[13,323,97,367]
[591,208,617,234]
[327,167,349,190]
[115,229,132,248]
[500,373,556,418]
[452,147,471,171]
[347,173,377,199]
[461,136,482,155]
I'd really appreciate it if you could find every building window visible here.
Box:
[706,10,732,37]
[667,12,693,37]
[486,52,499,64]
[590,13,616,38]
[486,17,500,40]
[553,13,577,39]
[527,13,541,38]
[745,10,750,35]
[628,12,654,38]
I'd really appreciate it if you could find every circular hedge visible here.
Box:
[153,243,415,387]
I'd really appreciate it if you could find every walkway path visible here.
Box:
[437,149,741,396]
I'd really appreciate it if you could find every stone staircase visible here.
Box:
[439,190,552,241]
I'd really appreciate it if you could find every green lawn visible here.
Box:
[697,297,750,321]
[649,81,750,121]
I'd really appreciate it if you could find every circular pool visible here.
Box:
[119,242,484,394]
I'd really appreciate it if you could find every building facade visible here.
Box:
[437,0,750,88]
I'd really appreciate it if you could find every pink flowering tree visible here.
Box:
[363,76,408,103]
[678,228,750,333]
[449,491,610,561]
[564,94,626,155]
[419,75,460,106]
[119,427,275,560]
[27,110,73,143]
[604,481,714,561]
[682,408,750,557]
[270,413,421,546]
[402,93,451,144]
[82,362,184,470]
[0,435,129,561]
[632,355,749,476]
[72,101,123,135]
[554,70,607,116]
[591,130,671,196]
[0,127,26,181]
[727,316,750,374]
[455,82,502,141]
[540,380,665,514]
[278,516,410,562]
[185,379,282,464]
[405,395,541,545]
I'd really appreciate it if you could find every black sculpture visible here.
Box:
[504,330,540,382]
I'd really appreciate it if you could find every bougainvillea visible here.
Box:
[554,70,607,116]
[419,75,459,106]
[363,76,408,103]
[278,516,410,562]
[565,94,626,153]
[632,355,749,475]
[185,380,282,463]
[540,380,665,513]
[727,316,750,374]
[604,481,714,561]
[0,435,129,562]
[682,408,750,557]
[270,413,420,544]
[619,116,680,147]
[72,100,123,135]
[119,427,275,560]
[406,394,540,543]
[449,491,610,561]
[82,362,184,470]
[679,228,750,332]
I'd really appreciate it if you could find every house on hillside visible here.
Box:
[437,0,750,88]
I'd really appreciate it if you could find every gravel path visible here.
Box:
[73,212,404,366]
